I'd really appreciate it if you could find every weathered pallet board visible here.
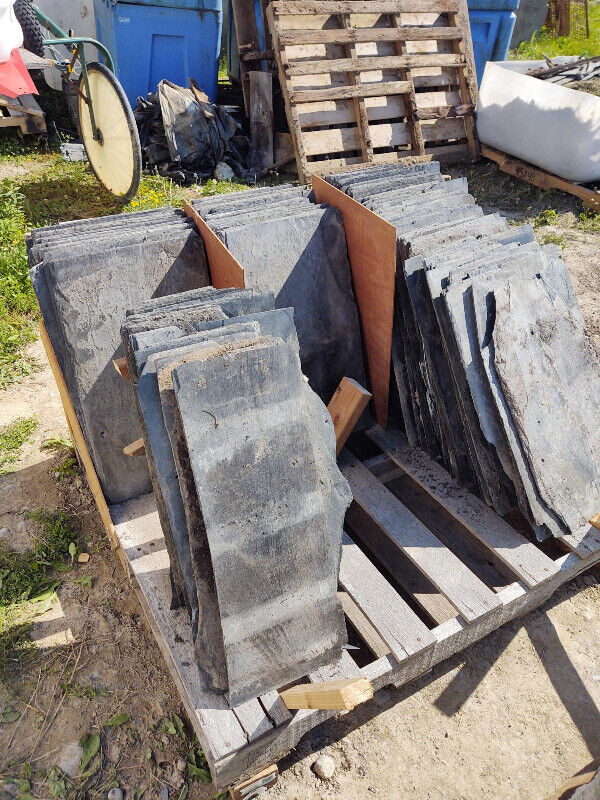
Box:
[109,427,600,791]
[267,0,479,182]
[0,93,46,135]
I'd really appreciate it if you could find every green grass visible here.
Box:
[511,0,600,59]
[0,416,38,474]
[0,510,77,670]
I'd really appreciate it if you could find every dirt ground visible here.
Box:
[1,164,600,800]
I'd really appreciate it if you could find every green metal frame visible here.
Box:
[31,4,116,141]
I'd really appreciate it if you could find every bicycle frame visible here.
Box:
[31,4,116,142]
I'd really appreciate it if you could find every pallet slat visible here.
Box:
[367,426,562,588]
[273,0,459,12]
[278,26,463,45]
[341,450,502,622]
[285,53,466,75]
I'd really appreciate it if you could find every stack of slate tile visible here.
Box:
[326,162,600,543]
[190,184,366,404]
[122,287,351,704]
[28,208,211,503]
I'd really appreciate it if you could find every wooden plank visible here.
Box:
[339,11,374,163]
[591,512,600,531]
[278,27,464,45]
[0,95,44,117]
[39,320,119,550]
[231,0,264,112]
[267,3,311,182]
[481,145,600,212]
[302,117,466,157]
[290,79,412,103]
[113,357,131,381]
[279,677,373,710]
[285,53,466,76]
[229,766,279,800]
[249,71,274,173]
[339,531,437,660]
[19,47,51,70]
[338,590,390,657]
[341,450,502,622]
[345,502,460,625]
[327,377,372,455]
[367,426,562,589]
[389,10,424,157]
[110,495,249,770]
[447,0,478,159]
[273,0,459,13]
[312,176,395,428]
[123,438,145,456]
[183,202,245,289]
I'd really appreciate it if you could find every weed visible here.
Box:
[60,682,107,700]
[542,231,566,247]
[511,1,600,59]
[577,211,600,232]
[0,182,38,388]
[41,436,74,454]
[0,416,38,474]
[534,208,558,227]
[0,510,77,669]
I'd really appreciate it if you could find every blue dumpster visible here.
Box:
[94,0,222,106]
[467,0,520,84]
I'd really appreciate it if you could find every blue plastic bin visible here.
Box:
[467,0,520,83]
[93,0,222,106]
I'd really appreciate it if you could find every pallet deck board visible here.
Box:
[341,450,501,622]
[267,0,478,181]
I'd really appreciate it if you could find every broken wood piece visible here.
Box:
[482,145,600,212]
[279,677,373,710]
[123,438,145,456]
[328,377,371,454]
[229,765,279,800]
[590,513,600,531]
[249,71,274,173]
[113,357,131,381]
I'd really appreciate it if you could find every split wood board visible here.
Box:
[267,0,479,183]
[0,93,46,134]
[183,202,245,289]
[482,145,600,213]
[313,174,396,428]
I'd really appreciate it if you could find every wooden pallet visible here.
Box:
[40,307,600,793]
[0,93,46,135]
[266,0,479,183]
[482,145,600,212]
[109,426,600,792]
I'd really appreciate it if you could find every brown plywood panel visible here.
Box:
[183,202,245,289]
[313,175,395,428]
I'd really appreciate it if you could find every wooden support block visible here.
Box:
[229,765,279,800]
[113,357,131,381]
[591,513,600,531]
[249,71,274,173]
[328,377,371,455]
[279,677,373,710]
[123,438,145,457]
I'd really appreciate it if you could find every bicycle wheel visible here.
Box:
[78,62,141,201]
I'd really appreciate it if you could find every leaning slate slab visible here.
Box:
[34,231,210,503]
[490,270,600,537]
[214,206,365,402]
[171,335,350,704]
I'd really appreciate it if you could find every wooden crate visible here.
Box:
[267,0,479,183]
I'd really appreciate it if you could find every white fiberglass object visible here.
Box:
[476,60,600,183]
[0,0,24,64]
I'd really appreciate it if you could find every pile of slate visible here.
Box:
[122,287,351,704]
[326,162,600,543]
[191,184,366,404]
[28,208,211,504]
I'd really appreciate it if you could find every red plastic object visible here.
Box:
[0,49,38,98]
